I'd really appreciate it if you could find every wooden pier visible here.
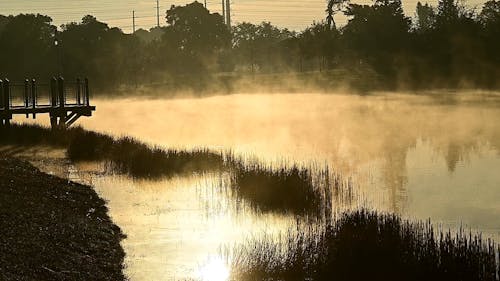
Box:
[0,77,95,129]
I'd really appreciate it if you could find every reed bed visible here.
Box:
[228,209,500,281]
[0,124,224,178]
[0,124,348,216]
[68,131,224,178]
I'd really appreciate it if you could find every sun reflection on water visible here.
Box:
[197,256,230,281]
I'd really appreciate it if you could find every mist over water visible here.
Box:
[14,90,500,279]
[82,92,500,211]
[81,91,500,222]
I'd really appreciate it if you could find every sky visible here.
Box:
[0,0,487,33]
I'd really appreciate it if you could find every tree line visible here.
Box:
[0,0,499,91]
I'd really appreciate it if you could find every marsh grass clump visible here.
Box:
[104,137,224,177]
[227,162,335,216]
[65,127,115,161]
[230,209,500,281]
[66,130,225,177]
[0,124,225,178]
[0,123,71,147]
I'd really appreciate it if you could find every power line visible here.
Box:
[106,15,154,21]
[0,0,347,33]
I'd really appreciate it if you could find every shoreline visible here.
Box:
[0,157,126,281]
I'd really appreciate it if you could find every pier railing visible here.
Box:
[0,77,95,128]
[0,77,90,110]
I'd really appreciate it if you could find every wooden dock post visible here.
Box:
[85,78,90,106]
[57,77,66,129]
[3,79,10,110]
[76,78,81,105]
[24,79,29,118]
[2,79,11,125]
[58,77,65,108]
[31,79,36,119]
[50,77,57,107]
[50,77,57,128]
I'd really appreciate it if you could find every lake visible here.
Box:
[15,91,500,280]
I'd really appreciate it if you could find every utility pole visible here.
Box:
[156,0,160,27]
[222,0,225,24]
[225,0,231,28]
[204,0,207,8]
[132,10,136,33]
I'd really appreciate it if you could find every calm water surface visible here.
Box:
[16,91,500,280]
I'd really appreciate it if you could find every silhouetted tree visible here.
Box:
[479,0,500,26]
[165,2,228,54]
[326,0,349,29]
[232,22,259,72]
[1,0,500,92]
[298,23,340,71]
[0,14,56,79]
[0,15,8,34]
[60,15,136,88]
[161,1,229,75]
[134,27,164,43]
[343,0,410,77]
[479,0,500,81]
[432,0,482,82]
[415,2,436,31]
[232,22,294,72]
[436,0,461,27]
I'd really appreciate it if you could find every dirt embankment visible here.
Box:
[0,158,125,281]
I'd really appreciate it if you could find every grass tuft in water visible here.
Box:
[227,162,338,216]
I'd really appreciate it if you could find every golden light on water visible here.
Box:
[197,256,230,281]
[14,92,500,279]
